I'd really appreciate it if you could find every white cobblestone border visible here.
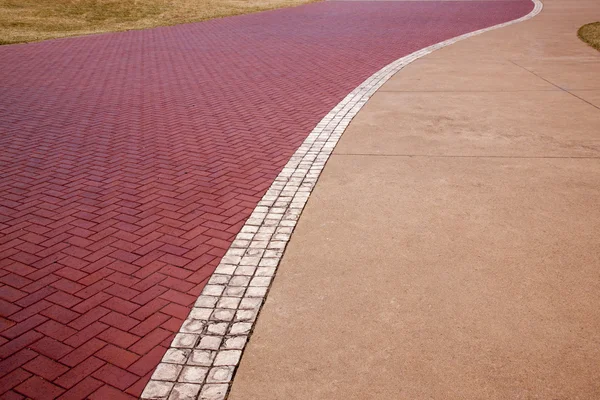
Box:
[141,2,542,399]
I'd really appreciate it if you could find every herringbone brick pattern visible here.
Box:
[0,1,533,398]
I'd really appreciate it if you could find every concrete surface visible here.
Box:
[229,0,600,398]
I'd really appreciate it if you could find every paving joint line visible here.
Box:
[377,89,561,93]
[508,59,600,110]
[333,154,600,159]
[141,1,544,399]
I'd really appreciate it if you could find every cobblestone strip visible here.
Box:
[141,2,543,399]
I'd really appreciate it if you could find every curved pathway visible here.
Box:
[0,1,533,398]
[229,0,600,398]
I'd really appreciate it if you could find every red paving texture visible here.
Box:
[0,1,532,398]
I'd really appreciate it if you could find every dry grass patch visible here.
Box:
[578,22,600,52]
[0,0,316,45]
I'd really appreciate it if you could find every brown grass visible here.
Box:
[578,22,600,52]
[0,0,316,45]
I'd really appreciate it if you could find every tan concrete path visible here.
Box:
[229,0,600,398]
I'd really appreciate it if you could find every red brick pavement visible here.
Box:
[0,1,533,398]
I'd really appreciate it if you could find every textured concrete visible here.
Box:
[572,90,600,108]
[229,0,600,398]
[379,58,557,92]
[336,91,600,157]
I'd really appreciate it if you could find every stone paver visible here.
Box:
[0,1,533,398]
[229,0,600,398]
[145,1,541,398]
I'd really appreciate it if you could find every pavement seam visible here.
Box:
[377,89,561,93]
[141,1,544,399]
[509,59,600,110]
[333,154,600,159]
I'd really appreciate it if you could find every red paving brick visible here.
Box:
[0,0,532,397]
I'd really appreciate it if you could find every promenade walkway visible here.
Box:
[0,1,533,398]
[229,0,600,398]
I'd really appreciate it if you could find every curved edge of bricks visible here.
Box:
[141,1,544,398]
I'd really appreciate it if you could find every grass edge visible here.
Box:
[577,21,600,52]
